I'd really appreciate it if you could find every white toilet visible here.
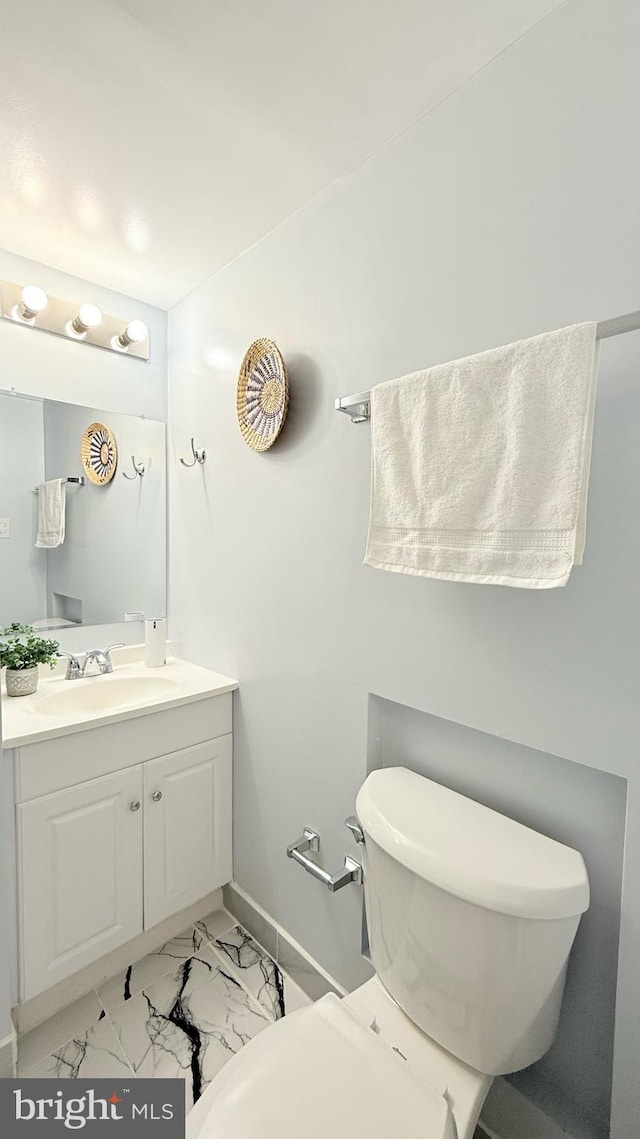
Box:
[188,767,590,1139]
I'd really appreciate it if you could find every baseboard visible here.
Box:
[480,1077,577,1139]
[477,1124,502,1139]
[14,888,223,1037]
[0,1028,17,1077]
[223,881,347,1000]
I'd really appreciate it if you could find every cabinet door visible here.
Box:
[18,765,143,1000]
[143,736,232,929]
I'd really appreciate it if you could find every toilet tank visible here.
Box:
[356,768,589,1076]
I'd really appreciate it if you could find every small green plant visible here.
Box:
[0,624,60,671]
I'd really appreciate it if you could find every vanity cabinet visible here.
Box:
[13,693,233,1001]
[144,737,232,928]
[18,766,144,997]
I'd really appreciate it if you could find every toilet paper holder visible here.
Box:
[286,819,363,892]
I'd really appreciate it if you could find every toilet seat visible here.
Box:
[191,993,455,1139]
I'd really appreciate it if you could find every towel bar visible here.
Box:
[286,827,363,892]
[33,476,85,492]
[335,307,640,422]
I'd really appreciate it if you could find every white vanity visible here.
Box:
[1,648,237,1006]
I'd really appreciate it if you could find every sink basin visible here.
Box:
[34,675,180,717]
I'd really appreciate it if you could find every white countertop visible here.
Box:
[1,646,237,748]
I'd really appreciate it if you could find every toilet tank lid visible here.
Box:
[356,768,590,920]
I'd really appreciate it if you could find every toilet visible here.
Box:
[188,767,590,1139]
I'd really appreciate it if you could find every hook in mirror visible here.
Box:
[180,437,207,467]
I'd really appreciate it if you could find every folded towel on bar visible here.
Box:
[364,323,599,588]
[35,479,66,548]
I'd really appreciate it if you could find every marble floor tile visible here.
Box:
[98,926,207,1015]
[194,908,236,945]
[21,1014,133,1080]
[18,990,104,1075]
[109,945,268,1110]
[210,925,286,1020]
[211,924,312,1021]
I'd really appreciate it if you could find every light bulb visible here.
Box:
[115,319,149,350]
[124,319,148,343]
[14,284,48,323]
[22,285,48,313]
[78,303,102,329]
[67,302,103,338]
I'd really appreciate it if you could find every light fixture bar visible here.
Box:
[0,280,150,361]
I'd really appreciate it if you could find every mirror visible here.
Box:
[0,391,166,630]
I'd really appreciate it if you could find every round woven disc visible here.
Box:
[81,422,118,485]
[237,338,289,452]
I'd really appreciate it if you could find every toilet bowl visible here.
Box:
[187,978,490,1139]
[188,768,590,1139]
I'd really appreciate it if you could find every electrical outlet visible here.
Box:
[0,518,10,538]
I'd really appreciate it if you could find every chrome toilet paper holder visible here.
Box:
[286,817,363,892]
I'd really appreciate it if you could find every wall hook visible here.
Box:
[180,437,207,467]
[122,455,146,480]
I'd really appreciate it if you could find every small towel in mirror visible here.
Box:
[35,479,66,548]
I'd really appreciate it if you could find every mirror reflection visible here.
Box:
[0,392,166,630]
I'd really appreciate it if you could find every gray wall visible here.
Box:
[0,394,46,627]
[43,401,166,625]
[168,2,640,1136]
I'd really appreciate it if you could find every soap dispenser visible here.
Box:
[145,618,166,668]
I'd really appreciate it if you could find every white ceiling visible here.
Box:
[0,0,563,308]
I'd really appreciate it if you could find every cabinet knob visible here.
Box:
[152,791,163,802]
[130,800,141,812]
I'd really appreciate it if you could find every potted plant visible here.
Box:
[0,623,61,697]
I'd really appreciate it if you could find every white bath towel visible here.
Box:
[364,323,599,588]
[35,479,66,548]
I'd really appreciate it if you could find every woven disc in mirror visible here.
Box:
[81,422,118,485]
[237,338,289,452]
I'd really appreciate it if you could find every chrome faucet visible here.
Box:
[82,645,125,677]
[58,651,84,681]
[58,644,124,680]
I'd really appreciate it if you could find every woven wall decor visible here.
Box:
[237,338,289,452]
[81,422,118,485]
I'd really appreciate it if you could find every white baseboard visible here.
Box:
[478,1123,504,1139]
[0,1029,17,1077]
[481,1077,576,1139]
[14,888,223,1037]
[224,881,347,997]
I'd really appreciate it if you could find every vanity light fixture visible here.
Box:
[12,284,48,324]
[0,277,150,361]
[112,319,149,352]
[66,303,103,340]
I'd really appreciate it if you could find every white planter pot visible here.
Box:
[5,667,39,697]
